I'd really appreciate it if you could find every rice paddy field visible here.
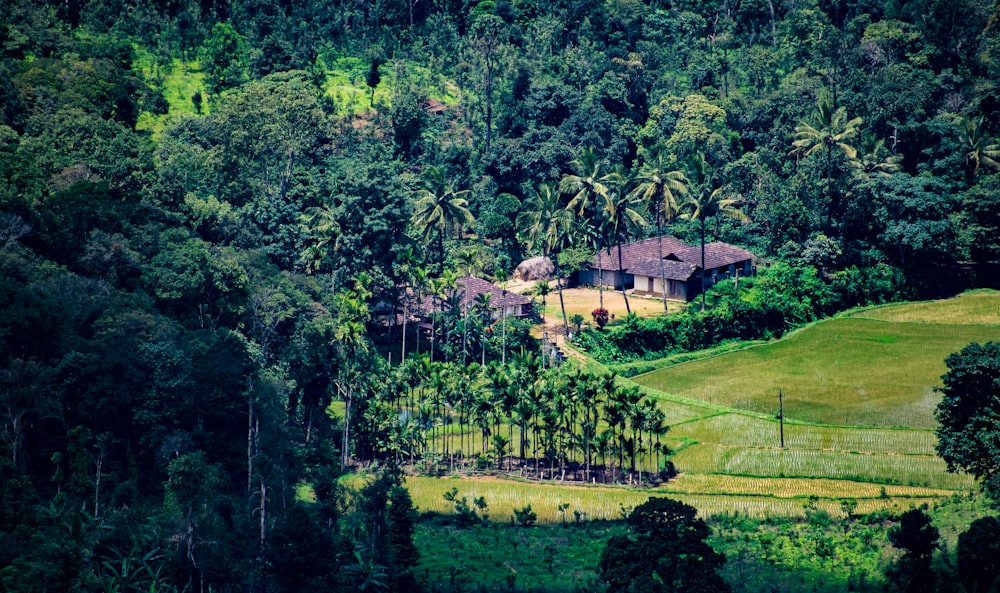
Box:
[411,290,998,522]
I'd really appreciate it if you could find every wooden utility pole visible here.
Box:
[778,389,785,448]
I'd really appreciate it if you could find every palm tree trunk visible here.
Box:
[700,219,707,312]
[657,219,669,315]
[554,257,569,334]
[616,239,631,314]
[400,300,408,366]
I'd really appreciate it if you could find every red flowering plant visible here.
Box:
[591,307,609,328]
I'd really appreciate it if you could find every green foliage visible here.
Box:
[203,23,248,96]
[5,0,1000,590]
[956,516,1000,593]
[600,497,730,592]
[935,342,1000,497]
[512,504,537,527]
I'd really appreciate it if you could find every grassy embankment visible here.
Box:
[409,290,998,523]
[406,290,998,592]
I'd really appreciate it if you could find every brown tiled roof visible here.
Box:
[409,276,530,316]
[666,242,753,270]
[456,276,531,309]
[627,259,700,280]
[591,236,692,271]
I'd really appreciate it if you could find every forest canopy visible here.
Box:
[1,0,1000,590]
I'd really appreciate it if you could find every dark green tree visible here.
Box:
[203,22,248,96]
[956,516,1000,593]
[599,497,729,593]
[935,342,1000,497]
[887,506,939,593]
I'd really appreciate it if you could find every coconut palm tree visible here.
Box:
[560,147,615,309]
[533,280,551,321]
[683,153,748,312]
[410,166,476,271]
[518,183,575,334]
[455,246,480,364]
[851,134,904,179]
[630,149,689,315]
[790,97,861,231]
[300,200,342,280]
[560,146,611,217]
[603,166,648,315]
[957,115,1000,183]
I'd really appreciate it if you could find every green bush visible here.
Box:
[576,264,906,365]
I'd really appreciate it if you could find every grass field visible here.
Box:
[404,291,998,522]
[401,474,944,523]
[514,283,688,332]
[632,317,999,428]
[133,50,208,136]
[851,289,1000,325]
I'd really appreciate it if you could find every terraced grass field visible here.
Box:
[412,291,997,520]
[633,316,1000,428]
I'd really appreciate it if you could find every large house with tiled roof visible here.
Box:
[580,236,754,301]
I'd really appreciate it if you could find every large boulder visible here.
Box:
[514,256,555,282]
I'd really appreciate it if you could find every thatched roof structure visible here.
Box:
[514,256,555,281]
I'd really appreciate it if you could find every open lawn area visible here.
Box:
[526,285,687,332]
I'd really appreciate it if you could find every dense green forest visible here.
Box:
[2,0,1000,590]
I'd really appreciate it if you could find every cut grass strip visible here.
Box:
[401,475,947,522]
[672,445,973,490]
[663,473,956,499]
[851,289,1000,325]
[670,412,938,456]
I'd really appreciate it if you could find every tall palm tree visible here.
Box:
[603,166,647,315]
[560,147,614,309]
[851,134,904,179]
[394,246,422,366]
[533,280,551,322]
[473,292,492,365]
[518,183,575,334]
[300,200,342,278]
[683,153,748,312]
[957,115,1000,183]
[455,246,480,364]
[630,149,689,315]
[560,147,611,217]
[410,166,476,270]
[790,97,861,231]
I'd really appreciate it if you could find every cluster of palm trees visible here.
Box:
[519,144,749,324]
[363,353,671,485]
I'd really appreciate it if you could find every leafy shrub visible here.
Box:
[576,264,907,365]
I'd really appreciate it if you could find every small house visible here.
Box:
[579,236,755,301]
